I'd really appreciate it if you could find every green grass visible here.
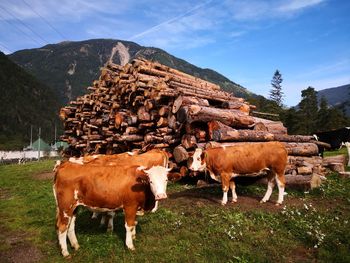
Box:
[0,160,350,262]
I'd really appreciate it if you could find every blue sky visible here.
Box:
[0,0,349,106]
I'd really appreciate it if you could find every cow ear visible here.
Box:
[135,168,149,184]
[200,151,205,160]
[167,172,182,182]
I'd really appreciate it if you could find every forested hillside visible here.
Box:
[0,52,59,150]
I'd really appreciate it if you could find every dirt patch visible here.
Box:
[165,185,307,213]
[0,225,43,263]
[32,172,54,181]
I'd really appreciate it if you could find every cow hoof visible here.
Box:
[62,251,70,258]
[72,244,80,250]
[275,202,282,206]
[231,199,237,203]
[136,210,145,216]
[221,201,227,206]
[260,199,266,204]
[127,246,135,251]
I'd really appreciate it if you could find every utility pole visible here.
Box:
[54,123,57,150]
[30,125,33,149]
[38,127,41,160]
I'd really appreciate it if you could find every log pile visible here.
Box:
[60,58,327,187]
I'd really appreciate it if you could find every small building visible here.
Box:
[25,138,51,151]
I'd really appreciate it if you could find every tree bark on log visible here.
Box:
[177,105,255,128]
[173,145,189,163]
[172,95,210,114]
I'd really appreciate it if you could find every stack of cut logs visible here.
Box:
[60,58,328,188]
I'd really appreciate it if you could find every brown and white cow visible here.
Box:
[67,149,171,230]
[188,142,288,205]
[53,163,171,257]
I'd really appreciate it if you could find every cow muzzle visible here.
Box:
[155,193,167,200]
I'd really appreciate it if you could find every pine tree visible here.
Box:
[298,87,318,134]
[316,96,330,132]
[269,70,284,107]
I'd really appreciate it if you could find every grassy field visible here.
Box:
[0,155,349,263]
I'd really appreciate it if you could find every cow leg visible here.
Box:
[56,209,72,257]
[261,172,275,204]
[106,212,115,232]
[221,173,230,205]
[229,180,237,203]
[275,173,286,205]
[100,213,106,226]
[67,214,79,250]
[151,201,159,213]
[91,212,99,219]
[124,206,137,250]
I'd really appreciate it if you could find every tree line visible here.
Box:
[248,70,350,135]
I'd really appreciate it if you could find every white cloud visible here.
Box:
[278,0,325,12]
[223,0,325,21]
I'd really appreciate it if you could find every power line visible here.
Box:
[0,12,43,46]
[21,0,67,40]
[0,5,49,45]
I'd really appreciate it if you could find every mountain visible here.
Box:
[8,39,254,105]
[317,84,350,115]
[0,51,59,150]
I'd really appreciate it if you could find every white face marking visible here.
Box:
[189,148,206,171]
[144,166,170,200]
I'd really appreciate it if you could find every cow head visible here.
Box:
[138,166,171,200]
[188,148,206,172]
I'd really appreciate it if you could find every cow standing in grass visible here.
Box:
[53,163,171,257]
[188,142,288,205]
[66,149,171,231]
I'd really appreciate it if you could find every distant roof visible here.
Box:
[29,138,51,151]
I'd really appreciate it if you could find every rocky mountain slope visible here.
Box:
[9,39,253,105]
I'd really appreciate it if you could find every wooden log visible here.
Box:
[113,134,144,142]
[177,105,254,128]
[173,145,189,163]
[125,127,139,134]
[207,120,274,142]
[283,142,319,156]
[172,95,209,114]
[221,101,251,114]
[137,106,151,121]
[157,117,168,127]
[322,155,346,165]
[255,174,323,189]
[181,134,197,149]
[253,117,287,135]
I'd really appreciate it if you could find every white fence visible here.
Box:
[0,150,59,163]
